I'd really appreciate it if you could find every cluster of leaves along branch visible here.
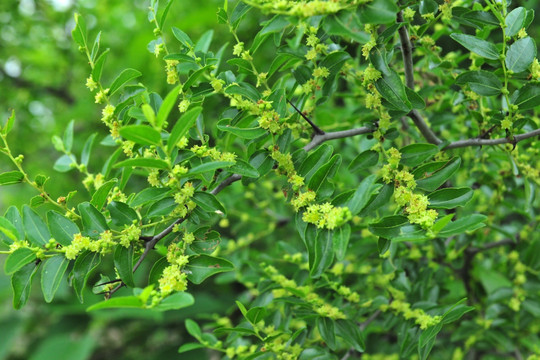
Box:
[1,0,540,358]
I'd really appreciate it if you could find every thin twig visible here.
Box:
[466,239,516,256]
[360,309,381,331]
[288,99,325,135]
[210,173,242,195]
[444,129,540,150]
[303,126,374,151]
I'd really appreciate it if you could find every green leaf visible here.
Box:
[369,215,409,239]
[86,296,143,311]
[183,66,212,92]
[192,192,227,215]
[400,143,440,167]
[224,83,261,102]
[185,254,234,284]
[114,245,135,287]
[63,120,74,152]
[147,197,176,218]
[419,322,443,349]
[2,109,16,135]
[185,319,202,339]
[154,292,195,311]
[506,37,536,73]
[307,154,341,194]
[506,7,527,37]
[216,120,267,139]
[109,68,142,96]
[317,317,336,350]
[23,205,50,246]
[335,319,365,352]
[5,248,36,275]
[72,251,101,303]
[47,211,79,246]
[130,188,172,207]
[54,154,75,173]
[187,161,234,176]
[358,0,399,24]
[78,202,109,239]
[229,160,259,178]
[11,262,39,309]
[90,179,117,210]
[172,27,194,48]
[114,158,170,169]
[168,106,202,154]
[333,224,351,262]
[348,150,379,173]
[119,125,161,146]
[41,255,69,303]
[375,68,412,112]
[406,87,426,109]
[438,214,487,237]
[0,216,19,244]
[92,48,110,83]
[347,174,377,215]
[107,201,138,228]
[310,229,335,278]
[450,33,500,60]
[156,84,181,129]
[428,187,473,209]
[195,29,214,52]
[511,83,540,110]
[299,144,333,182]
[416,157,461,192]
[5,206,23,240]
[442,299,475,324]
[455,71,502,96]
[0,171,24,186]
[71,13,87,48]
[142,103,156,126]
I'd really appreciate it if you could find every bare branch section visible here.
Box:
[397,11,442,145]
[304,126,374,151]
[445,129,540,150]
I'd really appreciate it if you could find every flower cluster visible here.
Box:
[508,250,527,312]
[381,148,438,229]
[380,299,442,330]
[264,265,346,319]
[165,60,179,84]
[302,202,352,229]
[190,144,237,162]
[156,232,194,298]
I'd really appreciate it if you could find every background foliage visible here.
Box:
[1,0,540,359]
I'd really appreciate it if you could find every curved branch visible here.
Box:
[407,111,443,145]
[444,129,540,150]
[211,173,242,195]
[303,126,374,151]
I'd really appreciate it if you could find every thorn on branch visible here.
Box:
[287,99,325,135]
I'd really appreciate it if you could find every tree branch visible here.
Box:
[466,238,516,257]
[211,173,242,195]
[303,126,374,151]
[407,110,443,145]
[288,99,325,135]
[397,11,443,145]
[444,129,540,150]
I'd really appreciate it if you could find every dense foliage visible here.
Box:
[1,0,540,359]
